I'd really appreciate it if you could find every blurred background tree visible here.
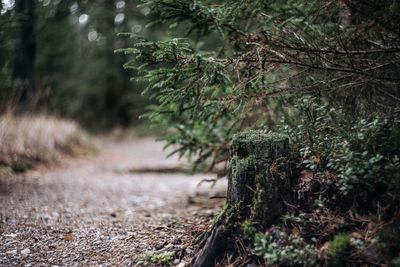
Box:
[0,0,153,131]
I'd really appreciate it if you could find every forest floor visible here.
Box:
[0,137,226,266]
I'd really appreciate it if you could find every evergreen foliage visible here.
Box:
[120,0,400,167]
[279,96,400,210]
[120,1,400,265]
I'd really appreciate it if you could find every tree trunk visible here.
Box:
[192,131,295,267]
[12,0,36,111]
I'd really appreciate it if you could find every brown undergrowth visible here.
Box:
[208,168,400,267]
[0,114,97,176]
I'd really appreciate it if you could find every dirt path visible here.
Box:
[0,138,225,266]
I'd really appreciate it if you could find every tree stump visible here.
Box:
[191,130,293,267]
[228,131,292,224]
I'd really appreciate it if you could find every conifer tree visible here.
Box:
[120,0,400,169]
[120,2,400,265]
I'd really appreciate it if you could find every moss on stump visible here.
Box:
[228,130,291,225]
[192,130,295,267]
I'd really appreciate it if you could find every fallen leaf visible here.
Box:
[63,233,75,241]
[292,227,300,235]
[318,242,330,256]
[351,232,363,239]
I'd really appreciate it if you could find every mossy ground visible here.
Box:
[209,129,400,266]
[327,233,351,267]
[131,251,175,266]
[232,130,287,143]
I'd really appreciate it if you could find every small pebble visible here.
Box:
[6,218,16,225]
[21,248,31,255]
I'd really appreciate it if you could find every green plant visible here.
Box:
[314,196,326,208]
[211,203,231,224]
[326,234,350,266]
[131,251,174,266]
[118,2,400,265]
[253,229,318,266]
[282,212,307,225]
[242,220,257,238]
[120,0,400,171]
[280,96,400,212]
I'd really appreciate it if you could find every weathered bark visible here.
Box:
[228,131,292,225]
[192,131,294,267]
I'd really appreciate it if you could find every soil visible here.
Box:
[0,137,226,266]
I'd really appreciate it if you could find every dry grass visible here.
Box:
[0,114,97,174]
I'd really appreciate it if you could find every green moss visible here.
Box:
[253,230,318,266]
[242,220,257,238]
[232,130,287,143]
[232,130,289,159]
[132,251,174,266]
[224,202,242,225]
[211,203,229,224]
[210,203,239,227]
[232,155,256,173]
[327,233,351,267]
[230,154,257,188]
[250,173,267,219]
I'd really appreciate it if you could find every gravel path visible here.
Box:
[0,138,225,266]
